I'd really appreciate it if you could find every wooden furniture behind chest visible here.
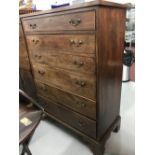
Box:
[20,1,126,154]
[19,19,35,96]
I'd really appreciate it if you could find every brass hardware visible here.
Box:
[70,39,83,47]
[75,80,86,87]
[74,61,84,67]
[78,120,85,127]
[69,18,81,26]
[76,40,83,47]
[70,39,75,45]
[38,70,45,75]
[76,101,86,108]
[32,39,39,45]
[34,55,42,59]
[79,40,83,45]
[38,55,42,59]
[36,40,39,44]
[29,23,37,29]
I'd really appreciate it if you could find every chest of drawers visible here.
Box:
[20,1,126,154]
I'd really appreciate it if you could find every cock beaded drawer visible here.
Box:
[20,1,126,154]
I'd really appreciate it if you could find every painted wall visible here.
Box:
[33,0,135,10]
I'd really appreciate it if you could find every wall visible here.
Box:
[34,0,135,10]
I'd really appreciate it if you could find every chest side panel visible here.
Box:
[96,7,126,139]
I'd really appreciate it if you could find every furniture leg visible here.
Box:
[21,145,25,155]
[41,112,47,120]
[90,143,105,155]
[113,116,121,133]
[21,143,32,155]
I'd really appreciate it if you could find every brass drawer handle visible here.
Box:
[69,18,81,26]
[76,101,86,108]
[34,54,42,59]
[70,39,75,45]
[32,39,39,45]
[74,61,84,67]
[70,39,83,47]
[29,24,37,29]
[38,70,45,75]
[78,40,83,45]
[78,120,85,127]
[75,80,86,87]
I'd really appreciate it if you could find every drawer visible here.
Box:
[19,24,30,70]
[33,65,96,100]
[39,96,96,139]
[35,81,96,120]
[22,11,95,32]
[30,51,96,74]
[26,34,95,54]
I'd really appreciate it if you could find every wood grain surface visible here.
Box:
[39,96,96,139]
[35,80,96,120]
[33,64,96,100]
[23,11,95,32]
[26,34,95,54]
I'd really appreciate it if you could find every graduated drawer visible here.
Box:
[35,81,96,120]
[26,34,95,54]
[19,24,30,70]
[22,11,95,32]
[33,65,96,100]
[29,50,96,74]
[39,96,96,139]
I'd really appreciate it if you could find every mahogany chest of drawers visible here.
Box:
[20,1,126,154]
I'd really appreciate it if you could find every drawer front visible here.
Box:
[35,81,96,120]
[23,11,95,32]
[33,65,96,100]
[39,96,96,139]
[19,24,30,70]
[26,34,95,54]
[30,50,96,74]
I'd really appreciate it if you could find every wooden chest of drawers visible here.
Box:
[20,1,126,154]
